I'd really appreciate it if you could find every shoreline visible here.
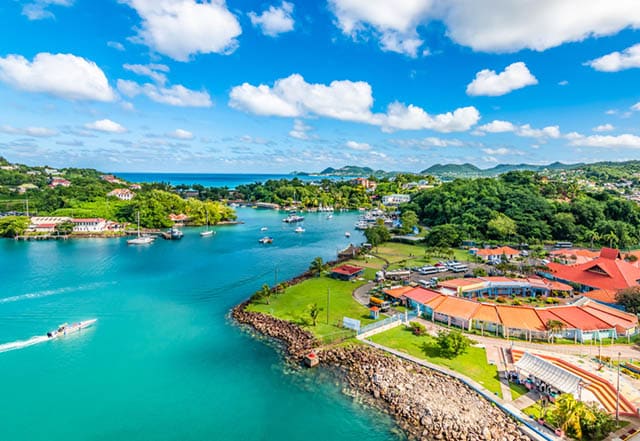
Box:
[231,301,530,441]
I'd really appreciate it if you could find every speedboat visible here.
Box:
[327,214,333,219]
[345,232,351,238]
[163,227,183,240]
[294,226,305,233]
[283,214,305,223]
[260,227,268,231]
[46,319,97,339]
[258,236,273,244]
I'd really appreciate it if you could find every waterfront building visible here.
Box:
[71,218,107,233]
[330,265,364,281]
[381,194,410,206]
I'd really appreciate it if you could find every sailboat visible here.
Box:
[127,212,154,245]
[200,209,215,237]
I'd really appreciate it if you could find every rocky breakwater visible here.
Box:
[322,345,530,441]
[231,301,318,359]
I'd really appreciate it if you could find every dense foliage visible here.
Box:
[407,171,640,247]
[0,216,29,237]
[616,287,640,314]
[542,394,616,441]
[435,330,471,358]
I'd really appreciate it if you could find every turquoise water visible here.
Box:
[0,208,401,441]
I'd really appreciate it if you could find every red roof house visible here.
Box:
[476,246,520,260]
[330,265,364,280]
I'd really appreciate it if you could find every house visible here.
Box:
[101,174,122,184]
[549,248,599,265]
[352,177,377,191]
[381,194,410,206]
[49,178,70,188]
[330,264,364,281]
[72,218,107,233]
[168,213,188,223]
[107,188,135,200]
[17,183,38,194]
[29,216,71,233]
[130,184,142,190]
[474,246,521,261]
[545,248,640,292]
[0,165,17,170]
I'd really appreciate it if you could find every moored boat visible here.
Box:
[294,226,305,233]
[282,214,304,223]
[258,236,273,244]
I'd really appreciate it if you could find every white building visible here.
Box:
[107,188,135,200]
[29,216,71,233]
[382,194,411,205]
[72,218,107,233]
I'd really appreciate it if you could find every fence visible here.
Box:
[357,310,418,336]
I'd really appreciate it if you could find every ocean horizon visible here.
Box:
[115,172,353,188]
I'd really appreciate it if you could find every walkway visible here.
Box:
[358,337,561,441]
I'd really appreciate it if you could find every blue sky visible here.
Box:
[1,0,640,173]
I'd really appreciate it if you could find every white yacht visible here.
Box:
[128,212,155,245]
[200,209,215,237]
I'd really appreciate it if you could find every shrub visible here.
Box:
[410,322,426,336]
[436,330,471,358]
[496,297,507,303]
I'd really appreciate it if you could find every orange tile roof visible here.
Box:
[580,300,638,332]
[535,309,574,328]
[439,278,484,289]
[582,289,617,304]
[546,280,573,291]
[550,306,614,330]
[382,286,414,299]
[473,304,500,323]
[404,288,444,305]
[496,305,545,331]
[480,276,516,283]
[476,246,520,257]
[433,296,480,320]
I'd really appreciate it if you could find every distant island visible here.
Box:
[292,165,398,178]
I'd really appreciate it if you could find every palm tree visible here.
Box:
[309,256,326,277]
[546,319,565,343]
[258,283,272,305]
[554,394,594,439]
[308,303,322,326]
[585,230,600,249]
[604,231,619,248]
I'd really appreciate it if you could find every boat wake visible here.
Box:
[0,335,49,353]
[0,281,112,304]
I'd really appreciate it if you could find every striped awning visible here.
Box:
[514,352,587,395]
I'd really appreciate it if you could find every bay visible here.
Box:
[0,208,402,441]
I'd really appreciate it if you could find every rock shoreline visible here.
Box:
[231,302,530,441]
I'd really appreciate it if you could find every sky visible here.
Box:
[1,0,640,173]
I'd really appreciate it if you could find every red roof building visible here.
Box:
[546,248,640,291]
[475,246,521,260]
[330,265,364,280]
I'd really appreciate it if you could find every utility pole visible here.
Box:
[274,265,278,288]
[616,351,621,425]
[326,288,330,324]
[25,198,29,217]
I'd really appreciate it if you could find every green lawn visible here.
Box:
[374,243,476,270]
[368,325,502,397]
[509,383,530,400]
[247,274,376,342]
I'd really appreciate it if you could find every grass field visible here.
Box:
[247,274,376,342]
[374,243,476,270]
[368,325,502,397]
[509,383,530,400]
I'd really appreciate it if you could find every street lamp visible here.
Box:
[615,351,621,424]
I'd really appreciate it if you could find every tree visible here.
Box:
[0,216,29,237]
[400,209,419,234]
[55,220,75,236]
[308,256,326,276]
[307,303,322,326]
[424,224,461,248]
[435,330,471,358]
[603,231,619,248]
[545,319,565,343]
[616,286,640,314]
[487,213,517,241]
[255,284,272,305]
[553,394,594,440]
[584,230,600,249]
[364,225,391,248]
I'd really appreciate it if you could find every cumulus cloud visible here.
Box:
[107,41,125,51]
[329,0,640,55]
[558,80,569,86]
[0,52,115,102]
[229,74,480,133]
[632,103,640,111]
[167,129,194,140]
[123,63,169,85]
[476,120,516,133]
[391,137,463,148]
[476,120,561,139]
[328,0,431,57]
[121,0,241,61]
[345,140,372,150]
[482,147,512,155]
[569,133,640,148]
[22,0,73,20]
[466,62,537,96]
[117,79,212,107]
[593,124,614,132]
[249,2,295,37]
[289,119,313,140]
[84,119,127,133]
[0,125,58,137]
[586,43,640,72]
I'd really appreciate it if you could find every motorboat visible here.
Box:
[327,214,333,219]
[345,232,351,238]
[258,236,273,244]
[283,214,305,223]
[163,227,183,240]
[354,221,370,230]
[294,226,305,233]
[260,227,268,231]
[46,319,97,339]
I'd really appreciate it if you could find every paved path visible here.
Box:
[352,281,374,306]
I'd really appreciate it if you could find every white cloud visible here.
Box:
[328,0,432,57]
[167,129,194,140]
[345,140,372,151]
[249,2,295,37]
[477,120,516,133]
[593,124,614,132]
[0,52,115,102]
[84,119,127,134]
[107,41,125,51]
[121,0,241,61]
[117,79,212,107]
[22,0,73,20]
[392,137,464,147]
[586,43,640,72]
[329,0,640,54]
[569,133,640,148]
[482,147,511,155]
[631,102,640,111]
[466,62,537,96]
[229,74,480,132]
[289,119,313,140]
[558,80,569,86]
[0,125,58,137]
[123,63,169,85]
